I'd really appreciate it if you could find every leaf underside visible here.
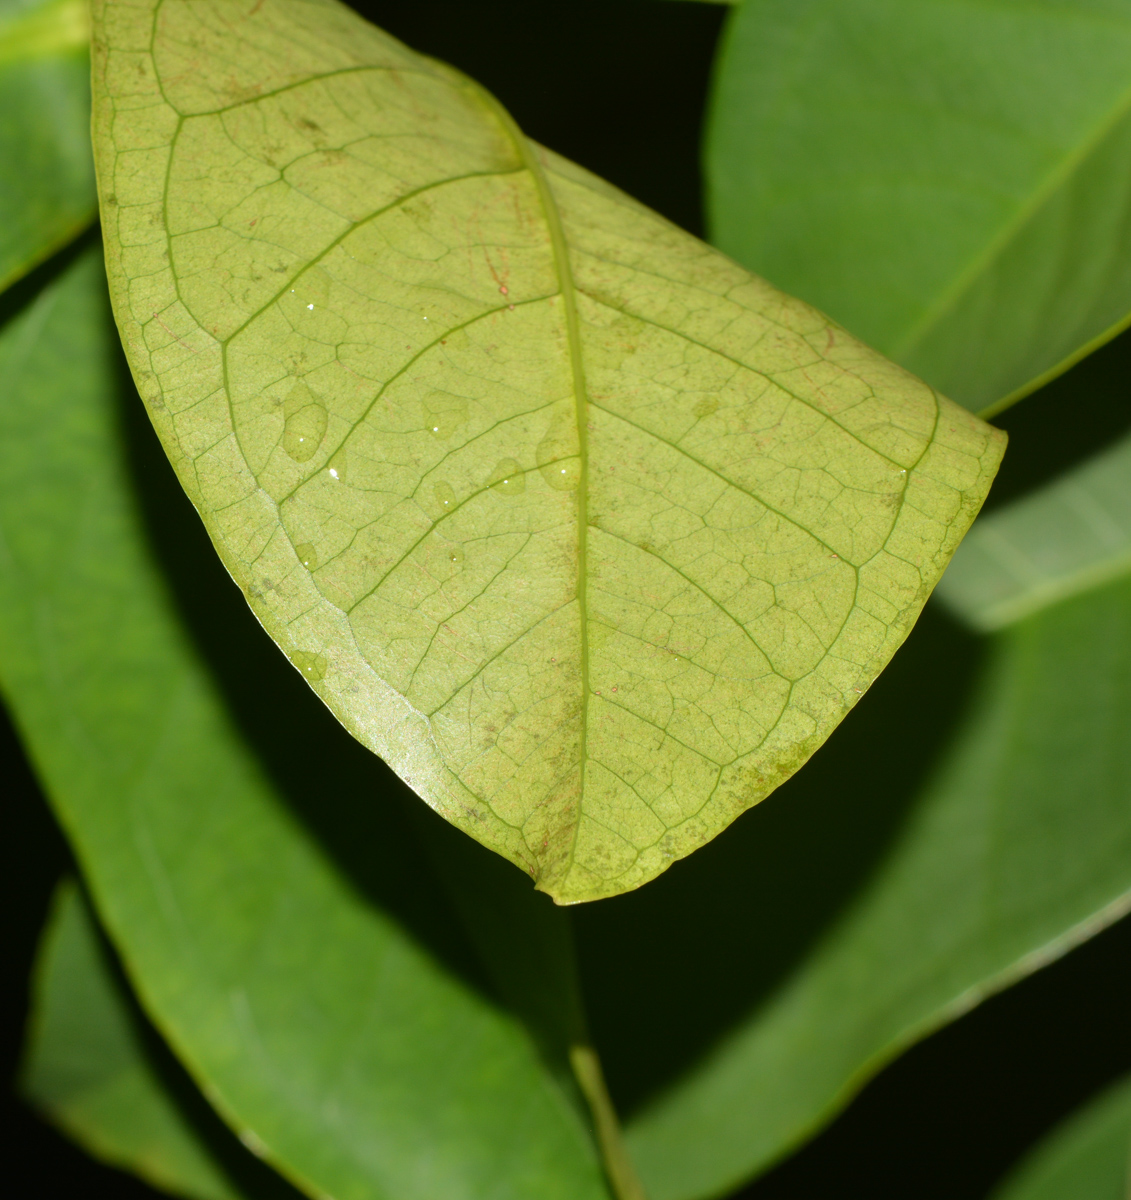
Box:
[91,0,1004,902]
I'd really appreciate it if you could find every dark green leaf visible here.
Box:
[21,881,244,1200]
[0,246,608,1200]
[990,1075,1131,1200]
[707,0,1131,414]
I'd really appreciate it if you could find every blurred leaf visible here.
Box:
[707,0,1131,415]
[990,1075,1131,1200]
[571,571,1131,1200]
[21,881,244,1200]
[409,811,649,1200]
[0,0,95,293]
[938,431,1131,631]
[0,246,609,1199]
[92,0,1002,902]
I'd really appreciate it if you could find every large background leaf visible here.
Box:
[21,881,245,1200]
[0,246,609,1200]
[0,0,95,292]
[990,1075,1131,1200]
[937,431,1131,630]
[707,0,1131,414]
[573,564,1131,1198]
[92,0,1002,902]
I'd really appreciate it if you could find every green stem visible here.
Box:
[570,1043,650,1200]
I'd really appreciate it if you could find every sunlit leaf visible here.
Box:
[21,881,245,1200]
[707,0,1131,415]
[990,1075,1131,1200]
[91,0,1003,902]
[937,431,1131,631]
[0,246,609,1200]
[0,0,95,293]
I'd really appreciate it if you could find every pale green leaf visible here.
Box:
[707,0,1131,415]
[937,431,1131,631]
[0,0,95,293]
[0,247,608,1200]
[91,0,1004,903]
[21,881,245,1200]
[990,1075,1131,1200]
[578,573,1131,1199]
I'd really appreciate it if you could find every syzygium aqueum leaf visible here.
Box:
[22,883,245,1200]
[938,430,1131,632]
[91,0,1005,903]
[990,1074,1131,1200]
[0,0,95,294]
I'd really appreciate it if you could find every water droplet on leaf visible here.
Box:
[536,421,581,491]
[283,403,328,462]
[430,480,457,518]
[489,457,525,496]
[430,532,465,571]
[422,391,469,440]
[292,650,327,681]
[537,453,581,491]
[294,542,318,570]
[282,266,332,330]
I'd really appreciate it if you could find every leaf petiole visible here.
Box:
[571,1044,650,1200]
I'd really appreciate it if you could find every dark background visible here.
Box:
[6,2,1131,1196]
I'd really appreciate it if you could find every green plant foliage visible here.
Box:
[90,0,1003,903]
[0,247,610,1200]
[0,0,95,293]
[7,3,1131,1197]
[707,0,1131,415]
[592,571,1131,1199]
[21,881,244,1200]
[938,431,1131,631]
[990,1075,1131,1200]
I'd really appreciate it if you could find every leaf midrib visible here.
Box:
[457,75,593,881]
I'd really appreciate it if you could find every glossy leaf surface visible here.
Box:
[708,0,1131,414]
[585,572,1131,1199]
[0,0,95,293]
[991,1075,1131,1200]
[22,881,244,1200]
[938,431,1131,631]
[0,248,607,1200]
[92,0,1003,902]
